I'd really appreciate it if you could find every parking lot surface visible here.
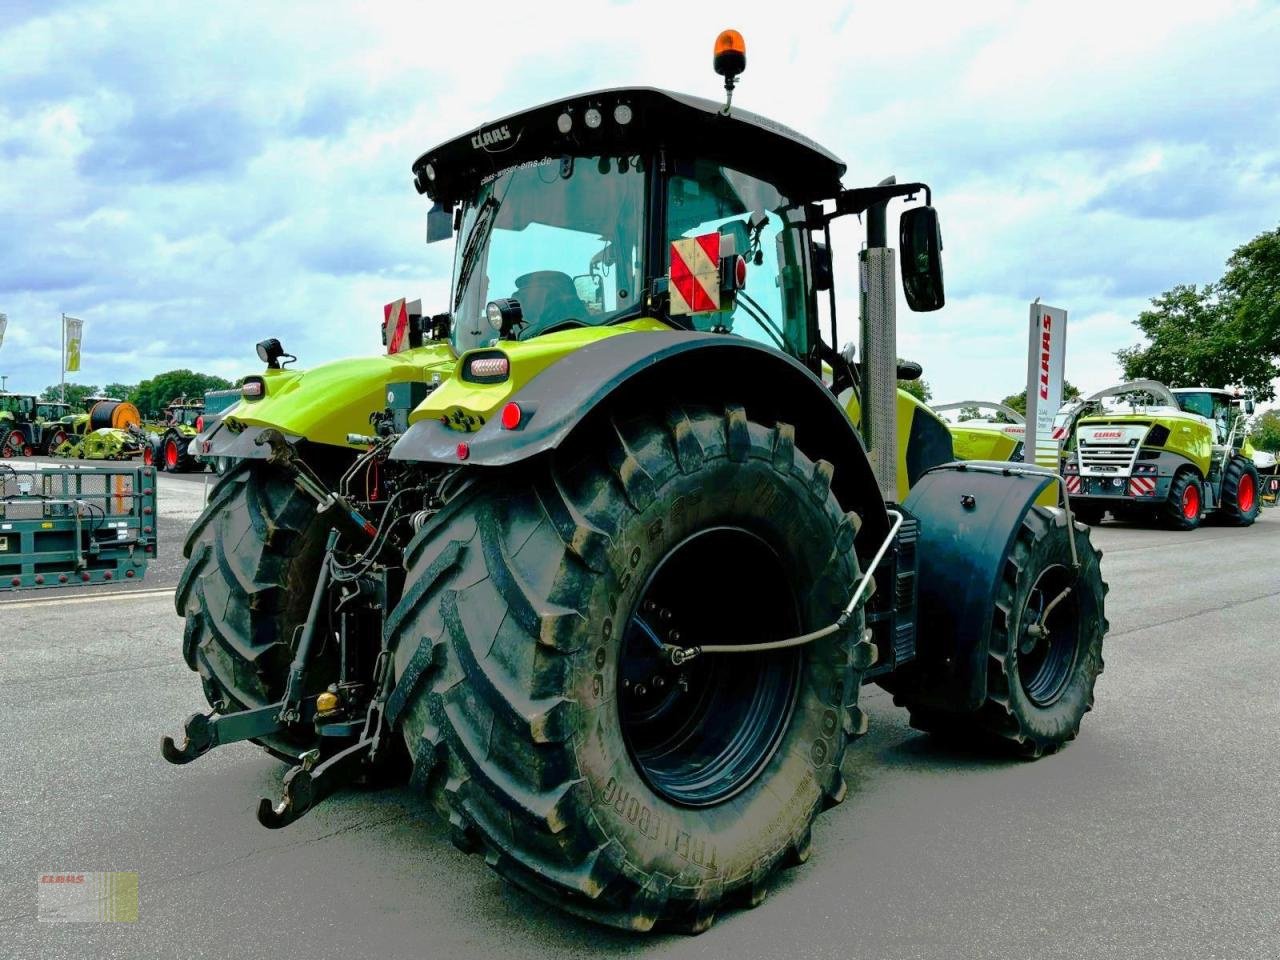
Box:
[2,477,1277,960]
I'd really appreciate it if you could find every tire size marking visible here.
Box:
[600,776,720,874]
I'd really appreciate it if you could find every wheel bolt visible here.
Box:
[653,676,665,689]
[635,684,648,697]
[668,630,681,644]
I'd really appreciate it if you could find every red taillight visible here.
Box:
[195,415,205,432]
[456,441,470,460]
[501,402,523,430]
[241,380,263,398]
[734,254,747,288]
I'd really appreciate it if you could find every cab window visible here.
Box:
[666,161,810,358]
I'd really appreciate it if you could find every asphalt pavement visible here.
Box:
[1,484,1277,960]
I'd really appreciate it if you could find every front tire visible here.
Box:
[901,507,1107,758]
[174,462,330,759]
[1218,457,1261,526]
[1162,470,1203,530]
[387,405,872,932]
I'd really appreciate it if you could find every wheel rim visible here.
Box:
[143,446,153,466]
[617,526,801,808]
[165,441,178,468]
[1181,482,1200,519]
[1017,564,1081,708]
[1238,473,1256,513]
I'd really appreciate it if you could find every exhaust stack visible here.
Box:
[860,176,899,502]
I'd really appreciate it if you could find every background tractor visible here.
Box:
[163,35,1108,933]
[1059,380,1261,528]
[144,398,206,472]
[0,393,76,456]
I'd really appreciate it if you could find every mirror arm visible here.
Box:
[811,181,932,228]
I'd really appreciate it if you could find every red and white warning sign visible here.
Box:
[1128,477,1156,497]
[383,298,421,354]
[669,232,726,316]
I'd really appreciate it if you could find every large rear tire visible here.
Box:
[387,405,872,932]
[174,462,330,759]
[1218,457,1261,526]
[163,430,200,473]
[900,507,1107,758]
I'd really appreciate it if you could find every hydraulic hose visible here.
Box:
[664,510,904,665]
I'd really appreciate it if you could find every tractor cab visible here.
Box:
[0,393,37,418]
[415,86,937,377]
[1171,387,1250,447]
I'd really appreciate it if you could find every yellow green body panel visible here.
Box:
[844,388,952,503]
[1076,410,1213,475]
[230,345,458,447]
[409,318,671,430]
[948,421,1024,462]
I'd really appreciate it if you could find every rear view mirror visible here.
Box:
[900,205,945,312]
[427,201,453,244]
[809,240,833,291]
[1245,399,1256,414]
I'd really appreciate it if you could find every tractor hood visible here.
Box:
[225,344,458,449]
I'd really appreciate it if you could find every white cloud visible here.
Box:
[0,0,1277,405]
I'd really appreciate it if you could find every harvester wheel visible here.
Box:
[1218,457,1261,526]
[903,508,1106,758]
[1162,470,1203,531]
[174,461,330,759]
[387,405,869,932]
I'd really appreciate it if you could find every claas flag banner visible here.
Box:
[65,316,83,372]
[0,313,7,350]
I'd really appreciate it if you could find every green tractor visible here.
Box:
[0,393,39,457]
[1060,380,1261,529]
[163,37,1108,933]
[147,398,206,472]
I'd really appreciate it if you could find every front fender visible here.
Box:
[898,461,1056,710]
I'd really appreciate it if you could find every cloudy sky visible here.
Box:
[2,0,1278,403]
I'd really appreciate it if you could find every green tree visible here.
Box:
[898,378,932,403]
[1220,225,1280,367]
[1000,381,1081,418]
[102,382,137,400]
[130,370,233,418]
[1251,409,1280,453]
[1117,226,1280,401]
[41,383,100,408]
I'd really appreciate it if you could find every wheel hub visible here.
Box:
[617,527,801,808]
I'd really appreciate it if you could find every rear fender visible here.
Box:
[898,460,1056,711]
[391,331,892,543]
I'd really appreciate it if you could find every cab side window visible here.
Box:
[666,161,810,358]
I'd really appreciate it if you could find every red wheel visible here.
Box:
[1237,472,1256,513]
[1181,481,1200,520]
[47,430,68,455]
[164,438,180,469]
[2,430,26,458]
[143,445,154,466]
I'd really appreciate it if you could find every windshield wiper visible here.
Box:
[453,195,500,312]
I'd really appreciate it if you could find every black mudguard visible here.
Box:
[899,460,1056,711]
[392,331,892,543]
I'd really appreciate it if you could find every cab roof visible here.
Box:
[412,87,847,205]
